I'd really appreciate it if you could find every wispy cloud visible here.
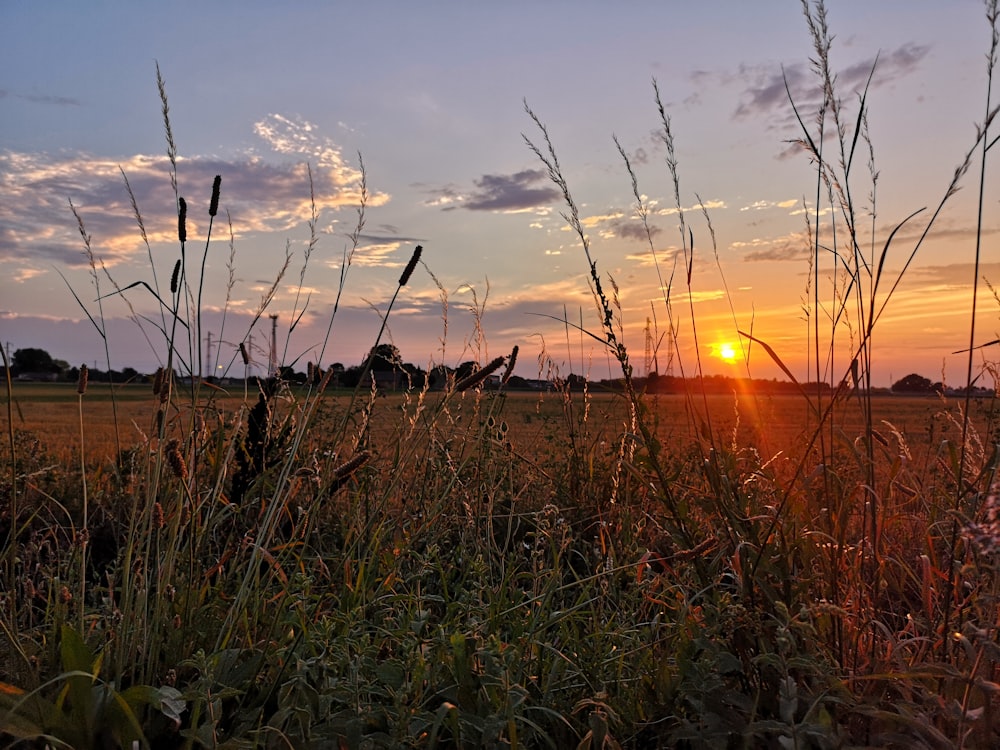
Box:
[13,267,46,282]
[735,231,811,262]
[421,184,464,209]
[1,89,81,106]
[0,114,387,267]
[656,199,726,217]
[733,42,930,127]
[626,246,682,268]
[740,198,800,212]
[907,261,1000,288]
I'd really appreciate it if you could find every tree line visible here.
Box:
[6,346,993,396]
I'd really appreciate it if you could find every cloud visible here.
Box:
[17,93,82,107]
[357,232,425,247]
[735,231,811,262]
[626,246,681,268]
[1,89,81,106]
[420,184,464,209]
[613,220,662,242]
[580,211,625,229]
[0,114,388,268]
[907,261,1000,288]
[625,146,649,166]
[462,169,561,212]
[677,290,726,304]
[655,199,726,217]
[253,114,359,177]
[13,267,46,282]
[733,43,930,125]
[352,241,410,268]
[740,198,800,212]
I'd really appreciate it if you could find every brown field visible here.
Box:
[3,380,991,472]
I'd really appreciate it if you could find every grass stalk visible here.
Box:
[75,365,88,632]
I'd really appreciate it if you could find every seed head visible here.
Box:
[170,259,181,294]
[317,365,334,394]
[193,410,206,441]
[501,345,519,384]
[152,367,165,395]
[177,197,187,243]
[76,364,89,394]
[398,244,422,287]
[165,438,188,480]
[333,450,371,481]
[239,342,250,365]
[209,175,221,217]
[455,355,505,392]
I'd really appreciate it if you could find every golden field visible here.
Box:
[3,379,990,478]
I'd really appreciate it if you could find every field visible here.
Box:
[4,376,1000,747]
[4,1,1000,745]
[4,381,986,477]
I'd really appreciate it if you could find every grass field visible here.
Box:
[4,381,983,471]
[4,1,1000,744]
[3,373,999,747]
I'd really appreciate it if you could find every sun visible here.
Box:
[716,342,738,363]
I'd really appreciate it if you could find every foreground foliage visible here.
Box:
[4,1,1000,746]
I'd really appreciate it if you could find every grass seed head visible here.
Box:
[398,244,422,287]
[317,365,334,394]
[333,450,371,481]
[76,364,88,394]
[166,438,188,480]
[177,197,187,243]
[209,175,221,217]
[455,355,505,392]
[193,411,206,441]
[502,345,519,384]
[170,259,181,294]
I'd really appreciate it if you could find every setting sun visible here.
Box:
[716,342,738,363]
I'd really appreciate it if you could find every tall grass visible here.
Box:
[2,1,1000,747]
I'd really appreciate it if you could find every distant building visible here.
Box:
[15,372,59,382]
[372,371,404,391]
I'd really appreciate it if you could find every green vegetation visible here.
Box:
[3,1,1000,747]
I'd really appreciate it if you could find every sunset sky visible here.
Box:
[3,1,1000,387]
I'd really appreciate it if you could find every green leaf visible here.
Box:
[376,660,406,691]
[121,684,186,725]
[59,625,94,675]
[59,626,97,735]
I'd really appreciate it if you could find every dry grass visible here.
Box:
[6,382,986,471]
[3,1,1000,745]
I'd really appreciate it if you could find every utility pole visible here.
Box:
[205,331,213,380]
[268,315,278,378]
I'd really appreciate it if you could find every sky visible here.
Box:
[2,0,1000,388]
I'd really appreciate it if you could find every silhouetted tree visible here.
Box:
[363,344,402,372]
[891,373,933,393]
[11,347,59,375]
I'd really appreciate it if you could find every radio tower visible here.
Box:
[268,314,278,378]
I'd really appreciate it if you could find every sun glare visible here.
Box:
[717,342,738,363]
